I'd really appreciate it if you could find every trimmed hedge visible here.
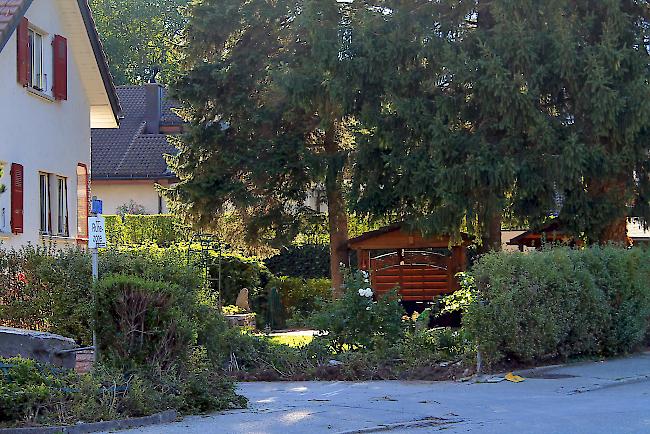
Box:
[264,245,331,279]
[464,246,650,367]
[104,214,191,247]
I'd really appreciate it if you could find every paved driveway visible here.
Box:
[113,352,650,434]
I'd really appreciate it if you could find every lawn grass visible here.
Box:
[269,334,315,348]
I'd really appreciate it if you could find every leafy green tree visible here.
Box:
[166,0,368,292]
[89,0,188,84]
[351,0,650,247]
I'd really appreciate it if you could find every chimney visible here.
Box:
[144,80,162,134]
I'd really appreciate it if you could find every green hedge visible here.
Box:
[104,214,191,247]
[0,246,201,345]
[264,245,331,279]
[464,246,650,367]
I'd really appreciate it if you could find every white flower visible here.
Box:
[361,270,369,279]
[358,287,374,298]
[366,306,372,311]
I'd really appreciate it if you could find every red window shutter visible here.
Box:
[76,164,89,239]
[16,17,29,86]
[10,163,24,234]
[52,35,67,100]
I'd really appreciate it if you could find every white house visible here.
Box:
[0,0,119,248]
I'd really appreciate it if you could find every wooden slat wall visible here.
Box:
[372,264,453,301]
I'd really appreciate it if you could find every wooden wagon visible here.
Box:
[348,224,469,305]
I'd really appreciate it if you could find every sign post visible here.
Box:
[88,215,106,355]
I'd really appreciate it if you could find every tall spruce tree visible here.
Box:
[351,0,650,246]
[166,0,368,292]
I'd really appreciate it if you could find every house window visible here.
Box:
[28,28,45,91]
[39,173,70,236]
[39,173,50,233]
[57,177,69,236]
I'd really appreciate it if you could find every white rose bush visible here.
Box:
[311,269,406,352]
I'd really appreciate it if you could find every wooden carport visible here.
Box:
[348,224,470,302]
[507,222,583,250]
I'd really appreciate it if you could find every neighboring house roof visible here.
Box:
[91,85,182,180]
[0,0,120,125]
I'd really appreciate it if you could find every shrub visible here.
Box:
[264,245,331,279]
[94,274,197,370]
[265,277,332,325]
[0,246,93,344]
[310,270,406,352]
[463,246,650,368]
[210,253,272,306]
[0,356,245,428]
[0,246,202,346]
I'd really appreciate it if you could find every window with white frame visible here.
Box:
[39,173,69,236]
[28,28,45,91]
[57,176,69,236]
[39,173,50,233]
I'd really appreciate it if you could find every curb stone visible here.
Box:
[0,410,178,434]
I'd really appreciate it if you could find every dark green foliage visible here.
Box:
[265,245,331,279]
[166,0,372,287]
[310,271,406,352]
[211,253,272,307]
[350,0,650,244]
[0,246,93,344]
[463,247,650,367]
[94,274,197,370]
[266,276,333,326]
[0,246,201,345]
[89,0,187,85]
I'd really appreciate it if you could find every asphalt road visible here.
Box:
[111,352,650,434]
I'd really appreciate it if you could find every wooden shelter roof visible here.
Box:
[507,222,577,247]
[348,223,470,250]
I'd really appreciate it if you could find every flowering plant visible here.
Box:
[310,269,406,352]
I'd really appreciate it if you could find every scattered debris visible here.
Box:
[505,372,525,383]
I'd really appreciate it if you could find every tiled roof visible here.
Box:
[0,0,31,52]
[91,86,182,179]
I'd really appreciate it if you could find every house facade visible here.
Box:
[0,0,119,248]
[91,83,181,215]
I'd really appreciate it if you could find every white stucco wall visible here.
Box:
[92,181,169,215]
[0,1,90,248]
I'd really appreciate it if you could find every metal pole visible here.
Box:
[91,247,98,357]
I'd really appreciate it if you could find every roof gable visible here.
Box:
[0,0,120,127]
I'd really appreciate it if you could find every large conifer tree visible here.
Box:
[351,0,650,246]
[166,0,367,292]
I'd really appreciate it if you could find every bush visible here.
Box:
[0,246,93,344]
[210,253,272,306]
[0,356,245,428]
[463,246,650,368]
[310,270,406,352]
[95,274,197,370]
[265,276,332,325]
[0,246,202,346]
[264,245,331,279]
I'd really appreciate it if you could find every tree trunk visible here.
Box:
[324,127,349,298]
[590,178,629,245]
[598,217,628,245]
[480,209,502,254]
